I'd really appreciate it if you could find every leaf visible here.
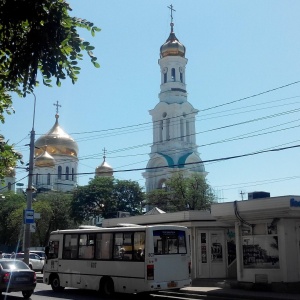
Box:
[93,62,100,68]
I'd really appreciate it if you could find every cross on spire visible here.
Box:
[53,101,61,114]
[168,4,176,22]
[103,147,107,161]
[167,4,176,32]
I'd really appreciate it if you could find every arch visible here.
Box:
[66,166,69,180]
[58,166,62,179]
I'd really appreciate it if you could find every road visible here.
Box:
[1,281,248,300]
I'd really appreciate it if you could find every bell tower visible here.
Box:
[143,6,207,192]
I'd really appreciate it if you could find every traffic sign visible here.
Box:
[24,209,35,224]
[30,223,36,233]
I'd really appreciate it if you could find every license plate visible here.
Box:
[167,281,177,288]
[16,277,29,282]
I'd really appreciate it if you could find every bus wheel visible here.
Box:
[100,277,114,297]
[51,275,65,292]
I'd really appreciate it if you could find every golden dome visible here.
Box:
[35,114,78,157]
[95,157,113,177]
[160,23,185,58]
[35,148,55,168]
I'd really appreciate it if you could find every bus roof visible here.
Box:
[50,224,188,235]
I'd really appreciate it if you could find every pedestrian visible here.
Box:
[0,251,3,259]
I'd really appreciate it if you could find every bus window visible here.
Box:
[134,232,145,261]
[153,230,187,255]
[79,233,95,259]
[113,232,133,260]
[63,234,78,259]
[95,233,113,260]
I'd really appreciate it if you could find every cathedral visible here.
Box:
[142,13,206,192]
[33,107,79,193]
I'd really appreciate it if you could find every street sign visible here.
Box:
[30,223,36,233]
[24,209,35,224]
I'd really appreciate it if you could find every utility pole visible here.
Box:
[24,92,36,265]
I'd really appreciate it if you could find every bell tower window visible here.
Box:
[66,166,69,180]
[171,68,176,81]
[47,173,51,185]
[58,166,62,179]
[164,73,167,83]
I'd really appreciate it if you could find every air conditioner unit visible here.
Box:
[117,211,130,218]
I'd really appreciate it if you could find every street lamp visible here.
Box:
[24,92,36,265]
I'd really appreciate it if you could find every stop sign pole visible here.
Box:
[24,92,36,266]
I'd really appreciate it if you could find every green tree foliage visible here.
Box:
[32,192,76,247]
[0,191,76,250]
[145,172,216,212]
[0,135,23,180]
[71,177,144,223]
[0,0,100,178]
[0,192,26,250]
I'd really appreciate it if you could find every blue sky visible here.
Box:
[2,0,300,202]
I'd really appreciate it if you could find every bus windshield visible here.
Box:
[153,229,187,255]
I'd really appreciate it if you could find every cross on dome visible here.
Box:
[53,100,62,115]
[167,4,176,32]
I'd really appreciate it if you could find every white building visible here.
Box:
[143,17,206,192]
[33,112,78,192]
[103,194,300,291]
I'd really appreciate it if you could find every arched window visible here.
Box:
[58,166,62,179]
[164,73,167,83]
[166,119,170,140]
[8,182,12,191]
[47,173,51,185]
[66,166,69,180]
[159,120,163,142]
[180,72,183,83]
[180,119,184,141]
[171,68,176,81]
[36,173,39,185]
[72,168,75,181]
[186,120,190,142]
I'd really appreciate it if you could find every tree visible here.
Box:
[71,177,144,223]
[0,0,100,178]
[0,192,26,250]
[0,136,23,180]
[145,172,216,212]
[32,192,76,247]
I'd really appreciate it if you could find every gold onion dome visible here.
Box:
[35,148,55,168]
[35,114,78,157]
[160,22,185,58]
[95,157,113,177]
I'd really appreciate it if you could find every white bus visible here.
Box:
[43,224,191,296]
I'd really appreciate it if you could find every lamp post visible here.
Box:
[24,92,36,265]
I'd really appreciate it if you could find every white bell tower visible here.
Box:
[143,6,207,192]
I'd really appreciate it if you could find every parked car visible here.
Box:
[0,259,36,298]
[11,253,44,273]
[2,253,11,259]
[29,250,46,260]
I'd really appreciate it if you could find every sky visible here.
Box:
[2,0,300,202]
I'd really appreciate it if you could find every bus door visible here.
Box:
[197,230,226,278]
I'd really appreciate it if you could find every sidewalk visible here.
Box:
[179,278,300,300]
